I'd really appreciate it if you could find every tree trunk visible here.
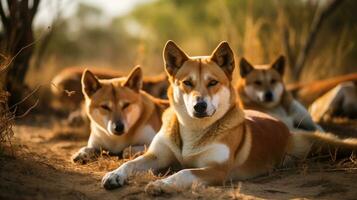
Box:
[0,0,40,107]
[281,0,345,82]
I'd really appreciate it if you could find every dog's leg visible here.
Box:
[72,146,100,164]
[102,136,176,190]
[290,100,323,131]
[145,167,228,195]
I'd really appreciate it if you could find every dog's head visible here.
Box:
[82,66,143,136]
[239,56,285,108]
[163,40,235,125]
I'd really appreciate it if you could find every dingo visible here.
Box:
[236,56,322,131]
[287,74,357,122]
[72,67,168,164]
[51,67,169,126]
[101,41,357,194]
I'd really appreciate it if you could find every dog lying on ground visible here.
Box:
[287,74,357,122]
[236,56,322,131]
[72,67,169,164]
[51,66,169,125]
[308,81,357,122]
[287,73,357,106]
[101,41,357,194]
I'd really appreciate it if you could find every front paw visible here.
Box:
[72,147,98,164]
[145,180,177,196]
[102,171,126,190]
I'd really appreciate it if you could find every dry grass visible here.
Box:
[0,116,356,199]
[0,56,13,149]
[0,87,14,151]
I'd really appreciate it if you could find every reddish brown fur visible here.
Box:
[51,66,169,111]
[101,41,357,192]
[287,73,357,106]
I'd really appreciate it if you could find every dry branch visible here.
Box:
[280,0,345,82]
[294,0,345,80]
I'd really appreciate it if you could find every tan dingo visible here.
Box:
[237,56,322,131]
[101,41,357,193]
[72,67,168,164]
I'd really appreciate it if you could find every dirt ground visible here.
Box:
[1,115,357,200]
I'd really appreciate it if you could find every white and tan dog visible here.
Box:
[72,67,168,164]
[309,81,357,122]
[101,41,357,193]
[237,56,322,132]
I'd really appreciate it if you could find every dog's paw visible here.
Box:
[145,180,177,196]
[72,148,98,164]
[102,171,126,190]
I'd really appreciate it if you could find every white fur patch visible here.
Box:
[183,92,196,118]
[273,83,284,102]
[107,119,116,135]
[133,125,157,145]
[205,87,229,116]
[209,87,231,121]
[244,85,260,102]
[90,109,111,136]
[173,83,181,103]
[196,143,230,167]
[161,169,198,188]
[256,91,265,102]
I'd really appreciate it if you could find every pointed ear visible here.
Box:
[239,57,254,78]
[210,41,235,80]
[163,40,189,76]
[124,66,143,92]
[271,55,285,75]
[82,69,101,97]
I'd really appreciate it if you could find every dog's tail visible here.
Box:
[286,131,357,158]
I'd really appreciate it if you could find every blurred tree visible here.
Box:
[0,0,40,107]
[282,0,346,82]
[31,0,357,84]
[34,3,137,73]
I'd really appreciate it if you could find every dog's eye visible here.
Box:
[183,80,193,87]
[254,80,262,86]
[208,80,218,87]
[270,79,277,84]
[122,102,130,109]
[100,105,111,111]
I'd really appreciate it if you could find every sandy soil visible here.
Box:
[1,115,357,200]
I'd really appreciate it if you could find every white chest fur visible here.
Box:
[179,125,230,167]
[88,123,156,154]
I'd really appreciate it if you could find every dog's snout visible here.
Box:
[113,121,124,134]
[194,101,207,114]
[264,91,273,102]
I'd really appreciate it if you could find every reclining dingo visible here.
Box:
[101,41,357,193]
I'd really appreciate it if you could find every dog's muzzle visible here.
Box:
[193,100,208,118]
[263,91,274,102]
[109,121,125,136]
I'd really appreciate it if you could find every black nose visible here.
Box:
[114,121,124,134]
[194,101,207,114]
[264,91,273,102]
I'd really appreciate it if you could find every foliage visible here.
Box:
[31,0,357,85]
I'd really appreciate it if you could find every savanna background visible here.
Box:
[0,0,357,199]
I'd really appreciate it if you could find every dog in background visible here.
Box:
[51,66,169,125]
[72,67,168,164]
[287,74,357,122]
[236,56,322,131]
